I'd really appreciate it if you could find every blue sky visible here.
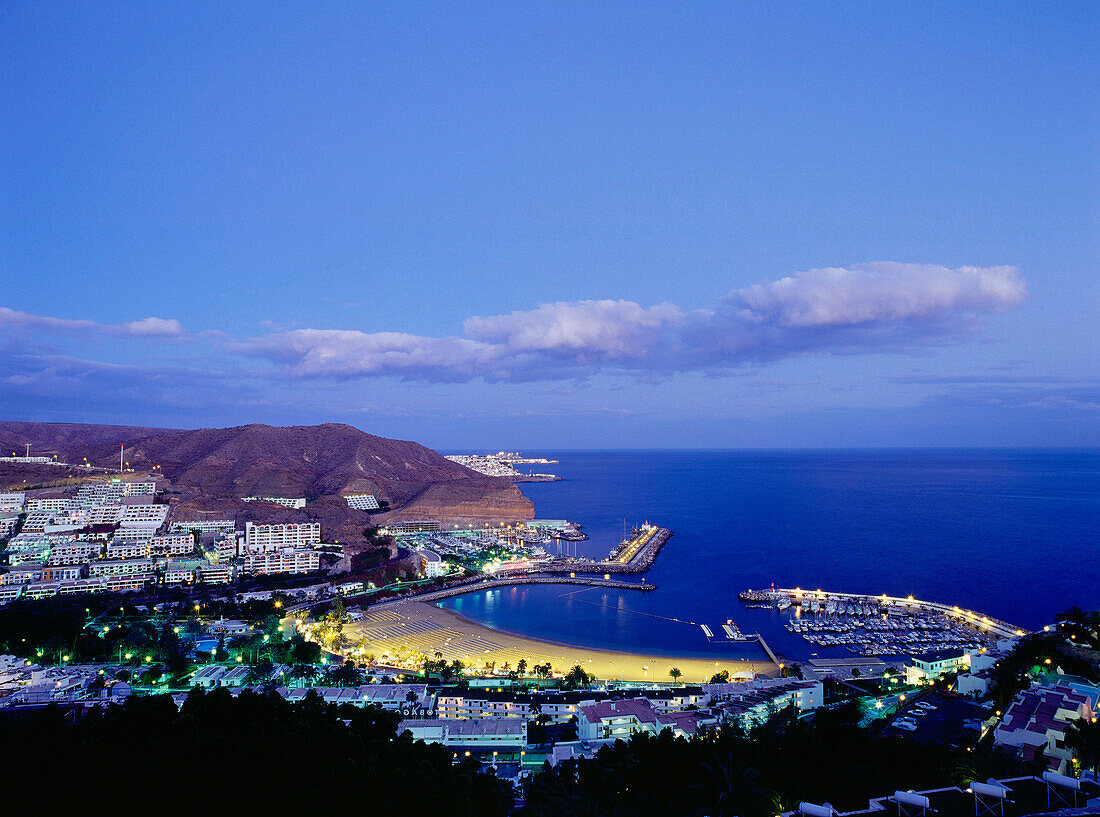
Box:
[1,3,1097,448]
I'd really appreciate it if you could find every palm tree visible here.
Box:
[290,663,319,688]
[1065,717,1100,777]
[669,667,682,684]
[1084,611,1100,649]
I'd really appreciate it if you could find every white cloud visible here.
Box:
[726,263,1025,327]
[235,263,1026,382]
[0,307,186,338]
[1,263,1028,385]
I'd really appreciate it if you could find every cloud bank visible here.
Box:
[234,263,1026,381]
[0,308,185,338]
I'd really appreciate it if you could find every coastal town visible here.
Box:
[1,449,1099,814]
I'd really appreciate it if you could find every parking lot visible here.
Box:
[886,691,989,745]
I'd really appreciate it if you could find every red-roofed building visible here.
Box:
[993,684,1094,774]
[576,697,716,741]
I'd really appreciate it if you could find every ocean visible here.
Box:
[439,450,1100,664]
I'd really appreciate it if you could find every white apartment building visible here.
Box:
[418,549,447,578]
[74,483,127,507]
[149,533,193,556]
[41,565,83,582]
[24,497,71,513]
[0,493,25,512]
[576,698,716,741]
[21,511,53,533]
[111,528,153,543]
[345,494,380,511]
[0,585,24,604]
[101,573,152,593]
[243,522,321,553]
[241,496,306,509]
[89,558,156,577]
[122,482,156,496]
[8,548,49,566]
[215,536,238,562]
[198,562,233,584]
[169,519,235,536]
[0,517,18,537]
[239,550,320,575]
[47,542,102,565]
[105,540,151,559]
[398,717,527,751]
[163,561,200,584]
[86,505,123,526]
[25,581,61,599]
[0,565,43,585]
[57,578,104,595]
[118,504,168,530]
[705,678,824,726]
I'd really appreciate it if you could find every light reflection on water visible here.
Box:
[439,450,1100,661]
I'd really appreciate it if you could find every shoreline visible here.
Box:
[434,597,769,664]
[344,597,777,683]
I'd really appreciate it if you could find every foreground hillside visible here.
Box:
[0,421,534,530]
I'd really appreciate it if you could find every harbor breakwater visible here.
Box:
[369,574,655,609]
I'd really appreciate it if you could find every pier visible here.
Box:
[538,526,673,575]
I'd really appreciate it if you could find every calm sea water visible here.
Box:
[440,450,1100,663]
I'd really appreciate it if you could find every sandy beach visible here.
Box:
[344,598,777,683]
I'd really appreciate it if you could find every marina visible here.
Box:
[738,587,1026,657]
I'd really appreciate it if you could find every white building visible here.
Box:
[0,566,43,585]
[122,482,156,496]
[905,649,972,685]
[244,522,321,553]
[74,483,127,507]
[86,505,124,526]
[105,540,151,560]
[149,533,194,557]
[20,511,53,533]
[101,573,152,593]
[163,560,201,585]
[118,504,168,531]
[89,558,156,577]
[41,565,83,582]
[47,542,102,565]
[345,494,381,511]
[398,717,527,751]
[705,678,824,726]
[576,698,716,741]
[239,550,320,575]
[169,519,235,536]
[198,562,233,584]
[417,549,446,578]
[241,496,306,509]
[0,493,25,513]
[24,497,70,513]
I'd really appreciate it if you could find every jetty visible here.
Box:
[366,573,655,609]
[538,526,673,575]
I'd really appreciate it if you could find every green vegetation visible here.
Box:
[988,626,1100,709]
[519,703,1038,817]
[0,687,513,813]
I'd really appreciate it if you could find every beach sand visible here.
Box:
[343,599,777,683]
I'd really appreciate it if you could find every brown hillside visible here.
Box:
[0,420,534,524]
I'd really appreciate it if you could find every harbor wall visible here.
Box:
[776,587,1026,639]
